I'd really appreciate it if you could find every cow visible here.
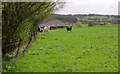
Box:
[43,26,50,34]
[38,27,43,33]
[66,26,72,32]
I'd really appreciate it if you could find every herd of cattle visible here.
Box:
[38,26,72,33]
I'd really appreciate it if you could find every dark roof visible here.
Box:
[39,20,66,27]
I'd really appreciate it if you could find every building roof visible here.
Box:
[39,20,66,27]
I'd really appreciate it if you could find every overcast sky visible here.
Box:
[55,0,119,15]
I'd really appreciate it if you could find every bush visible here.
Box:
[75,22,83,27]
[88,21,95,27]
[2,2,65,62]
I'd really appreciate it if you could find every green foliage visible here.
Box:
[88,21,95,27]
[75,22,83,27]
[5,65,12,71]
[2,2,65,59]
[3,25,118,72]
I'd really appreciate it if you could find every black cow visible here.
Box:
[38,27,43,33]
[66,26,72,32]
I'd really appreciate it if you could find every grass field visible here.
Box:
[3,25,118,72]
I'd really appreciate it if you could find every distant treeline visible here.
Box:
[50,14,118,25]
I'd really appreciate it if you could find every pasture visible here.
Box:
[3,25,118,72]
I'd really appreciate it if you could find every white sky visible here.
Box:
[55,0,120,15]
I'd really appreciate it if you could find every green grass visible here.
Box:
[86,16,108,19]
[3,25,118,72]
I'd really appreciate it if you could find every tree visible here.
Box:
[2,2,65,59]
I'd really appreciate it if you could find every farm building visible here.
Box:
[39,20,67,30]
